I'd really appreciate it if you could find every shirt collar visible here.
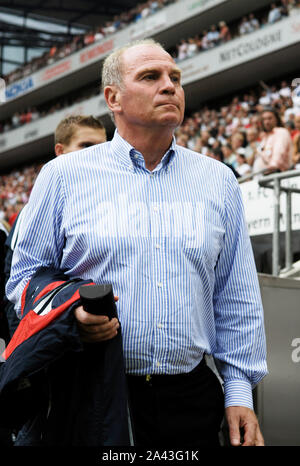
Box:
[110,129,176,173]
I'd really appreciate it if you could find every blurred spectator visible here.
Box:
[291,113,300,139]
[177,39,188,61]
[211,147,240,177]
[248,13,260,31]
[201,30,210,50]
[280,0,290,16]
[268,3,282,23]
[292,115,300,167]
[285,120,296,138]
[230,132,246,168]
[11,113,21,129]
[245,127,261,166]
[221,143,235,165]
[176,133,189,148]
[84,31,95,46]
[94,27,105,42]
[235,152,252,176]
[219,21,231,42]
[259,90,272,106]
[253,107,293,174]
[206,24,220,47]
[239,16,252,35]
[289,0,300,14]
[249,114,263,135]
[186,37,198,58]
[54,114,107,155]
[279,80,292,99]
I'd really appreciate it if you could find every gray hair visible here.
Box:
[101,38,166,91]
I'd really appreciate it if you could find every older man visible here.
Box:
[7,40,267,447]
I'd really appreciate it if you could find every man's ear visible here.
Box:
[104,85,122,115]
[55,143,65,156]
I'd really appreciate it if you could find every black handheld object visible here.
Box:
[79,284,118,320]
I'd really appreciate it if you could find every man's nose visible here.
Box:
[160,74,176,93]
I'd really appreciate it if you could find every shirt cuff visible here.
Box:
[223,379,254,410]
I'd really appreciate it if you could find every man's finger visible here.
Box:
[254,426,265,446]
[241,422,256,446]
[78,317,119,334]
[77,319,119,342]
[226,406,265,447]
[74,305,109,325]
[74,305,120,342]
[227,418,241,446]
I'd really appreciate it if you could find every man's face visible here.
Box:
[114,45,185,131]
[262,111,277,132]
[246,129,257,143]
[60,126,106,154]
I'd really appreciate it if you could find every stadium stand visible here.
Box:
[1,0,300,446]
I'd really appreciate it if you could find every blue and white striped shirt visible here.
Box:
[7,130,268,409]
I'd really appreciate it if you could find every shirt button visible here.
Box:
[155,243,161,249]
[153,206,159,212]
[157,282,163,288]
[157,323,163,329]
[156,362,161,367]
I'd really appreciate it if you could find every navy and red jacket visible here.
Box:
[0,267,132,446]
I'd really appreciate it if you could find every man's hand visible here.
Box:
[74,296,120,343]
[225,406,265,446]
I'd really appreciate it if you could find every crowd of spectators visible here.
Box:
[4,0,299,87]
[175,78,300,178]
[0,164,43,226]
[171,0,300,62]
[0,82,99,134]
[3,0,177,85]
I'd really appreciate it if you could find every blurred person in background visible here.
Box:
[245,126,261,166]
[54,115,107,155]
[292,115,300,168]
[268,3,282,23]
[253,107,293,175]
[218,20,231,43]
[235,151,252,177]
[228,132,246,168]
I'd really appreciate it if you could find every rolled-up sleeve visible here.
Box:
[6,162,65,317]
[213,171,268,409]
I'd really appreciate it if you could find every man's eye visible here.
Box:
[171,75,180,83]
[143,74,156,80]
